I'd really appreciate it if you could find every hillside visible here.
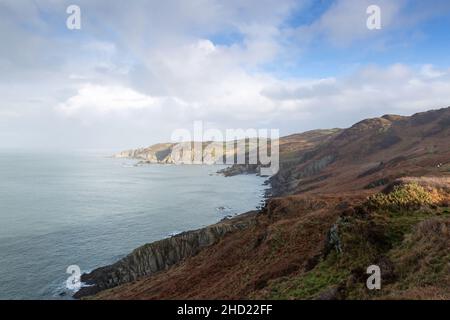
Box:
[270,108,450,196]
[114,129,341,176]
[76,107,450,300]
[114,140,260,166]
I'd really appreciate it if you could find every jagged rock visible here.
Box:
[217,164,261,177]
[74,212,257,298]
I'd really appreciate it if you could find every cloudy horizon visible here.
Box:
[1,0,450,151]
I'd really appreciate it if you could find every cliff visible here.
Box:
[113,140,260,166]
[114,130,342,178]
[78,107,450,300]
[114,143,175,163]
[89,178,450,300]
[74,211,257,299]
[217,129,342,177]
[269,107,450,196]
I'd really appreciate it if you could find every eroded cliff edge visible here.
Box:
[74,211,257,298]
[76,107,450,299]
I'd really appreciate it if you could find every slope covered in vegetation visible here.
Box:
[264,179,450,300]
[78,107,450,300]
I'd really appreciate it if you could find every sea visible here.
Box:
[0,150,267,299]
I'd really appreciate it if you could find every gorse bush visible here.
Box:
[365,182,436,211]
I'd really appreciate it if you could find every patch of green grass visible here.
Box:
[269,253,349,300]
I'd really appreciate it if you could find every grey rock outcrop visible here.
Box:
[74,212,257,298]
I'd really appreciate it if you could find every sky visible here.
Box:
[1,0,450,150]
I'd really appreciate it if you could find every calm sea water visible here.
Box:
[0,150,266,299]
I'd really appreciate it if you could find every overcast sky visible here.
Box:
[1,0,450,150]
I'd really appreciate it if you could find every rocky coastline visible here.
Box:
[75,107,450,300]
[74,211,259,299]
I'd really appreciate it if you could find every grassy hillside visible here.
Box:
[82,107,450,300]
[264,178,450,300]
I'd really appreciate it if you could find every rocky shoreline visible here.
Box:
[74,211,259,299]
[74,160,272,299]
[75,145,277,299]
[72,128,356,299]
[75,107,450,299]
[216,164,261,177]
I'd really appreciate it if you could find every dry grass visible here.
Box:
[397,176,450,192]
[380,217,450,299]
[266,179,450,300]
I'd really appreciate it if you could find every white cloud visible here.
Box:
[1,0,450,149]
[0,110,21,118]
[420,64,446,79]
[261,64,450,116]
[58,84,158,117]
[59,63,450,133]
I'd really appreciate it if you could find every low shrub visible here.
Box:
[365,182,439,211]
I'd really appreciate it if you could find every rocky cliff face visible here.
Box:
[113,143,175,163]
[113,140,260,166]
[89,179,450,300]
[80,107,450,300]
[74,212,257,298]
[269,107,450,196]
[216,129,342,178]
